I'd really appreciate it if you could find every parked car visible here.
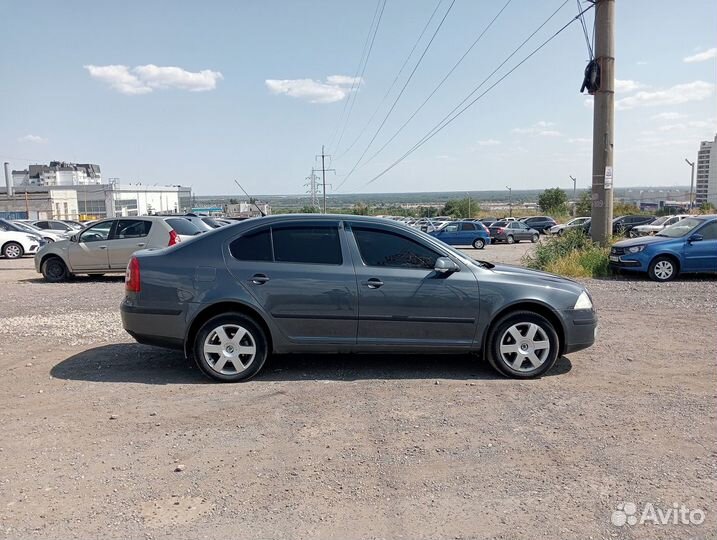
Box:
[609,215,717,281]
[610,214,656,236]
[61,220,85,231]
[121,214,597,382]
[488,221,540,244]
[35,216,203,281]
[26,219,77,237]
[629,214,690,237]
[0,219,43,245]
[549,217,591,236]
[520,216,557,234]
[0,228,41,259]
[183,215,220,231]
[9,220,65,243]
[429,220,491,249]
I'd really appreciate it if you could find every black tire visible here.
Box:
[193,312,269,382]
[531,233,539,243]
[628,229,638,238]
[472,238,485,250]
[2,242,24,259]
[648,256,678,282]
[43,237,55,243]
[41,257,69,282]
[558,229,565,236]
[486,311,560,379]
[506,235,515,245]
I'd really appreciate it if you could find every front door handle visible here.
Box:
[251,273,270,285]
[98,245,107,250]
[366,278,384,289]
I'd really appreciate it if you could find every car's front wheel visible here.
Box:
[531,233,539,243]
[2,242,23,259]
[648,256,678,282]
[41,256,70,282]
[486,311,560,378]
[193,313,268,382]
[472,238,485,250]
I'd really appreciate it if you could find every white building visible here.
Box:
[12,161,102,187]
[695,133,717,207]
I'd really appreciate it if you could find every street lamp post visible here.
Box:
[506,186,512,217]
[684,158,695,210]
[569,175,577,216]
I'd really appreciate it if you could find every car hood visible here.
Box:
[613,235,672,248]
[487,263,584,293]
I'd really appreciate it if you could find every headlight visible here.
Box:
[627,245,646,253]
[574,291,593,310]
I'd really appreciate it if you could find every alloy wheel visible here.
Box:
[4,243,22,258]
[653,260,674,281]
[202,324,257,375]
[499,322,550,372]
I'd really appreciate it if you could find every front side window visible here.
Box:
[115,220,152,239]
[273,225,342,265]
[352,227,439,269]
[444,225,459,232]
[230,227,272,261]
[79,221,113,243]
[698,222,717,240]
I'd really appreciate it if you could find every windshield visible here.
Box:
[166,218,203,236]
[650,216,669,226]
[12,221,40,234]
[655,217,702,238]
[201,217,222,228]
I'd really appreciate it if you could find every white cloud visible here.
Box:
[651,112,687,121]
[615,80,715,110]
[615,79,643,93]
[683,48,717,63]
[265,75,363,104]
[512,121,561,137]
[568,137,590,144]
[477,138,501,146]
[84,64,223,95]
[539,130,561,137]
[657,123,686,132]
[17,134,47,143]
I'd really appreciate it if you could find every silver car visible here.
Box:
[35,216,203,281]
[121,215,597,382]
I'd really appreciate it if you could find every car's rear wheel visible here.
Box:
[531,233,539,243]
[472,238,485,250]
[506,235,515,244]
[648,256,677,282]
[193,313,268,382]
[557,229,565,236]
[486,311,559,378]
[41,256,69,282]
[2,242,23,259]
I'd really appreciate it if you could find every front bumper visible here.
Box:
[561,308,598,354]
[608,250,649,272]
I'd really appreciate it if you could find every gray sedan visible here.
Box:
[121,215,597,381]
[488,221,540,244]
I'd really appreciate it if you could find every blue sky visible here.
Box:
[1,0,715,196]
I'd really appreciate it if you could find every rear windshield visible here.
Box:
[166,218,202,236]
[201,217,222,228]
[492,221,507,227]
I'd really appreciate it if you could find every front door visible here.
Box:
[348,222,480,349]
[434,223,460,245]
[683,221,717,272]
[67,220,114,271]
[225,221,358,345]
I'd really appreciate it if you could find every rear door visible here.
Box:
[683,221,717,272]
[459,222,478,244]
[67,220,114,271]
[108,219,153,269]
[225,220,358,345]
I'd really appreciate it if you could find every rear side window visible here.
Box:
[460,223,476,231]
[166,218,202,236]
[352,227,438,269]
[115,220,151,239]
[230,227,273,261]
[272,225,342,265]
[34,221,49,229]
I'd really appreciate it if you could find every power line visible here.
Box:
[334,0,445,160]
[356,0,514,176]
[335,0,457,191]
[365,0,595,187]
[329,0,387,154]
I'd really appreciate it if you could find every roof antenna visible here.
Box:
[234,179,266,217]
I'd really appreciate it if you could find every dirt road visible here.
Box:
[1,243,715,539]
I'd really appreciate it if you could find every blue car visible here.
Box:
[429,220,491,249]
[609,215,717,281]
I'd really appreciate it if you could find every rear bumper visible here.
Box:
[561,309,598,354]
[120,299,186,350]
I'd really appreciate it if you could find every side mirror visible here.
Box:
[434,257,459,274]
[70,234,78,242]
[688,234,703,243]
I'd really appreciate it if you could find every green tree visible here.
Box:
[352,202,370,215]
[299,205,319,213]
[699,201,716,214]
[442,197,478,218]
[575,191,592,217]
[538,188,568,214]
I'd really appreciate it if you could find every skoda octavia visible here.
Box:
[121,215,597,381]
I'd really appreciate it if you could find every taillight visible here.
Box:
[168,229,181,246]
[497,228,504,233]
[126,256,140,293]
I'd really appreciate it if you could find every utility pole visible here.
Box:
[569,175,577,216]
[684,158,695,210]
[506,186,512,217]
[315,145,335,213]
[590,0,615,244]
[466,192,471,218]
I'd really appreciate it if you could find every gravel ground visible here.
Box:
[0,245,715,540]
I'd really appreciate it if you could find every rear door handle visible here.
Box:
[136,243,146,247]
[366,278,384,289]
[251,273,270,285]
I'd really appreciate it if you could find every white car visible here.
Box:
[549,217,591,235]
[12,221,65,243]
[1,230,42,259]
[631,214,692,236]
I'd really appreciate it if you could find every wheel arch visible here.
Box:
[39,252,66,268]
[185,301,274,358]
[2,240,24,255]
[649,252,681,273]
[482,301,566,357]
